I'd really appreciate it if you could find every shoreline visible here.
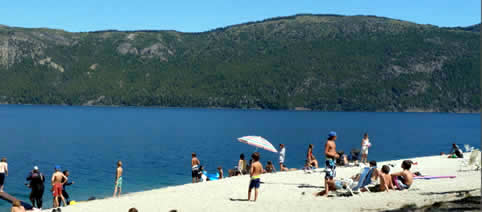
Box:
[0,103,479,114]
[40,153,480,212]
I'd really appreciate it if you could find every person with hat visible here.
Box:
[315,131,340,197]
[26,166,45,209]
[51,165,67,208]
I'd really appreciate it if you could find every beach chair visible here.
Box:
[459,150,481,171]
[464,144,475,153]
[341,167,375,196]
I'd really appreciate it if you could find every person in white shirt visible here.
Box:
[0,157,8,192]
[361,133,371,165]
[279,144,286,170]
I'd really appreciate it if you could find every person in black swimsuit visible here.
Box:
[26,166,45,209]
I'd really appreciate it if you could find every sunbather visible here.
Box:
[449,143,464,158]
[375,165,393,192]
[391,160,413,190]
[264,161,276,173]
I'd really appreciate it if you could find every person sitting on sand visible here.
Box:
[264,161,276,173]
[391,160,413,190]
[307,144,319,168]
[376,165,393,192]
[11,200,26,212]
[191,153,201,183]
[238,154,247,175]
[199,166,208,182]
[449,143,464,158]
[248,152,263,201]
[336,151,348,166]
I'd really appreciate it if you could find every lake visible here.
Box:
[0,105,479,210]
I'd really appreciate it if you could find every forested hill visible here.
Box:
[0,14,479,112]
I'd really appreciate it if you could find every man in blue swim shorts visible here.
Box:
[316,131,340,196]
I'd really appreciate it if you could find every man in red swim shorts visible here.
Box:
[51,165,67,208]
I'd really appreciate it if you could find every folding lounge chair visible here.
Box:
[344,167,375,196]
[459,150,481,171]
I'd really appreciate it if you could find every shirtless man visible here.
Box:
[391,160,413,190]
[191,153,201,183]
[248,152,263,201]
[51,165,67,208]
[113,161,123,197]
[316,131,340,196]
[378,165,393,192]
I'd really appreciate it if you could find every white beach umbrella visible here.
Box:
[237,136,278,153]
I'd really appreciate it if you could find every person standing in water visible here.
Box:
[58,170,74,206]
[0,157,7,192]
[279,144,286,171]
[113,161,123,197]
[191,153,201,183]
[361,133,371,165]
[51,165,67,208]
[316,131,339,197]
[26,166,45,209]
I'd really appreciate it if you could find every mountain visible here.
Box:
[0,14,479,112]
[447,23,480,32]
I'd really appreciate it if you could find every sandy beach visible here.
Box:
[40,153,480,212]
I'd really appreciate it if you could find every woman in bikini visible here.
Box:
[307,144,319,168]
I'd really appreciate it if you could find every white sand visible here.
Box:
[42,153,480,212]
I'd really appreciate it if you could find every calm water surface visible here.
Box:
[0,105,479,209]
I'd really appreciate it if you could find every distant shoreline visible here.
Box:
[0,103,479,114]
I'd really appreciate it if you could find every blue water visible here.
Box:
[0,105,479,210]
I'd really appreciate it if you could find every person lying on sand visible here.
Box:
[391,160,413,190]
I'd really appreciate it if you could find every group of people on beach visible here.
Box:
[311,131,414,196]
[189,131,419,201]
[1,162,75,211]
[0,158,124,211]
[188,132,380,201]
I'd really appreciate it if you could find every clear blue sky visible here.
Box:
[2,0,480,32]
